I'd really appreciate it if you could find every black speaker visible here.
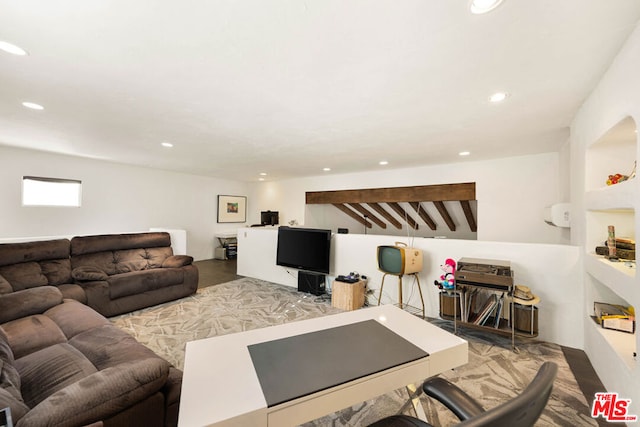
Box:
[298,271,326,295]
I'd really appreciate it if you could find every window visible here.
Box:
[22,176,82,207]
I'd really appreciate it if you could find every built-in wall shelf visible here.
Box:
[587,318,637,372]
[585,180,636,211]
[581,115,639,399]
[586,253,635,301]
[585,209,635,261]
[585,116,637,192]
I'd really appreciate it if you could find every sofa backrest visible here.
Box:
[0,239,72,294]
[70,232,174,275]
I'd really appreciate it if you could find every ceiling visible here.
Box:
[1,1,640,182]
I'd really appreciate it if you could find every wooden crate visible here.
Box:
[332,280,365,311]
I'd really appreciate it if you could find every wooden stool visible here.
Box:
[332,279,366,311]
[377,273,425,318]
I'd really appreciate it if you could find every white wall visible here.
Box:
[0,146,248,260]
[237,227,582,348]
[248,152,570,245]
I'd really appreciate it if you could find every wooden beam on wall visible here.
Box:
[387,202,419,230]
[306,182,476,204]
[409,202,437,230]
[434,201,456,231]
[332,204,372,228]
[460,200,477,232]
[367,203,403,229]
[348,203,387,229]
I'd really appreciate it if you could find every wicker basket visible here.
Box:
[514,304,538,334]
[439,292,461,319]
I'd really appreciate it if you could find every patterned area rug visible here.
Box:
[110,278,597,427]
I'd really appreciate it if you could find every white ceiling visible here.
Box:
[1,1,639,182]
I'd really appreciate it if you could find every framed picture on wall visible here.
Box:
[217,195,247,223]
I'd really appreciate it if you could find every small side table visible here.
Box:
[214,232,237,260]
[332,279,366,311]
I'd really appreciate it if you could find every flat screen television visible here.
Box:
[377,243,423,275]
[276,227,332,274]
[261,210,279,226]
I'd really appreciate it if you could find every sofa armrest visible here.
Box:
[162,255,193,268]
[0,286,63,324]
[72,266,109,282]
[0,389,28,426]
[16,359,170,427]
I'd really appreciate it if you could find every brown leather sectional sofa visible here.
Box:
[0,232,199,426]
[0,232,198,317]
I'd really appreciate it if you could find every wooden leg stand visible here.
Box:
[377,273,425,318]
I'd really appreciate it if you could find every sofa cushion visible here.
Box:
[0,388,29,423]
[44,300,109,340]
[72,266,108,282]
[15,343,98,408]
[0,239,70,268]
[0,262,47,291]
[16,359,169,427]
[39,258,72,285]
[108,268,184,299]
[69,325,160,371]
[110,247,173,272]
[72,247,173,276]
[1,314,67,359]
[0,286,64,324]
[162,255,194,268]
[70,232,171,256]
[56,283,88,303]
[138,247,173,269]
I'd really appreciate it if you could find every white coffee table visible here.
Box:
[178,305,468,427]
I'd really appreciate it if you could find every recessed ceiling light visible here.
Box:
[459,151,471,156]
[0,41,28,56]
[323,167,331,172]
[379,161,389,166]
[470,0,504,14]
[161,142,173,148]
[488,92,509,103]
[258,178,265,181]
[259,172,267,176]
[22,102,44,110]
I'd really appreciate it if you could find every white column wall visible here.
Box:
[237,227,582,348]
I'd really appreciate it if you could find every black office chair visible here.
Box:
[369,361,558,427]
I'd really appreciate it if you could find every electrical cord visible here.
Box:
[314,294,331,303]
[405,274,418,307]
